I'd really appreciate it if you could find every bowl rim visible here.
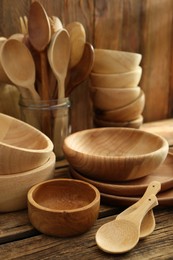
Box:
[63,127,169,159]
[90,66,142,77]
[0,113,53,153]
[27,178,100,213]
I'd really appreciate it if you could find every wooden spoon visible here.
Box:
[65,21,86,69]
[0,39,39,100]
[47,28,70,98]
[28,1,51,100]
[65,42,94,96]
[95,194,158,254]
[116,181,161,238]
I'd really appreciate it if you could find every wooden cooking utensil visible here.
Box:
[0,39,39,100]
[65,42,94,96]
[116,181,161,238]
[95,194,158,254]
[65,21,86,69]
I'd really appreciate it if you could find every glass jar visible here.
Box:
[19,97,71,160]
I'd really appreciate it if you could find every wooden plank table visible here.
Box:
[1,120,173,260]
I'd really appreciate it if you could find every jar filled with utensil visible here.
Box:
[19,97,71,160]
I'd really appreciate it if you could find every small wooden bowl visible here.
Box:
[0,113,53,174]
[63,128,168,182]
[92,49,142,73]
[90,66,142,88]
[89,86,141,110]
[0,152,56,212]
[94,115,143,129]
[96,89,145,122]
[27,178,100,237]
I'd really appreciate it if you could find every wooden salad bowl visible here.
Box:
[0,113,53,174]
[63,127,169,182]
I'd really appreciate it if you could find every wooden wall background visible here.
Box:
[0,0,173,132]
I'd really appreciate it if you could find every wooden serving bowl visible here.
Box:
[96,89,145,122]
[0,113,53,174]
[63,128,169,182]
[0,152,56,212]
[90,66,142,88]
[92,49,142,73]
[27,178,100,237]
[89,86,141,110]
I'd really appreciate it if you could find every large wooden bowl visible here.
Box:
[90,66,142,88]
[96,89,145,122]
[63,128,169,182]
[0,152,56,212]
[27,178,100,237]
[0,113,53,174]
[89,86,141,110]
[92,49,142,73]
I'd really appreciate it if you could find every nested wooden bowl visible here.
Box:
[92,49,142,73]
[63,128,168,182]
[89,86,141,110]
[0,113,53,174]
[27,178,100,237]
[90,66,142,88]
[96,89,145,122]
[0,152,56,212]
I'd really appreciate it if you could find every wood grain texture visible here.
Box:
[0,0,173,130]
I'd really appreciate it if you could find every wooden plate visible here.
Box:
[69,153,173,196]
[101,188,173,207]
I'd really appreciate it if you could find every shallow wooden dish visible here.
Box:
[90,66,142,88]
[0,113,53,174]
[0,152,55,212]
[94,115,143,129]
[63,127,169,182]
[27,178,100,237]
[96,89,145,122]
[92,49,142,74]
[89,86,141,111]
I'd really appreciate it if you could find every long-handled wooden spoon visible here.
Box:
[0,39,39,100]
[65,42,94,97]
[95,194,158,254]
[116,181,161,239]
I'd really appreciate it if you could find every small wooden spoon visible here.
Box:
[0,39,39,100]
[47,28,70,98]
[116,181,161,238]
[65,42,94,96]
[95,194,158,254]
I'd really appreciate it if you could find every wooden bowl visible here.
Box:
[92,48,142,74]
[0,113,53,174]
[27,178,100,237]
[90,66,142,88]
[89,86,141,110]
[94,115,143,129]
[96,89,145,122]
[63,128,168,182]
[0,152,56,212]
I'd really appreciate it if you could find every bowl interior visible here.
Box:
[0,113,50,150]
[31,179,97,211]
[64,128,165,157]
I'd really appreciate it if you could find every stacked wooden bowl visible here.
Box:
[89,49,144,128]
[0,113,55,212]
[63,128,171,207]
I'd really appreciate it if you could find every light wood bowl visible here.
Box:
[92,48,142,74]
[0,152,56,212]
[90,66,142,88]
[0,113,53,174]
[96,89,145,122]
[94,115,143,129]
[63,128,168,182]
[27,178,100,237]
[90,86,141,110]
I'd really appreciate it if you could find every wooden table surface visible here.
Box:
[0,163,173,260]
